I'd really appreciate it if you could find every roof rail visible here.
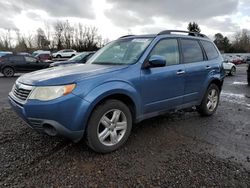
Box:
[158,30,208,38]
[119,35,135,39]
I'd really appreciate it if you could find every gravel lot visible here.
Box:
[0,65,250,187]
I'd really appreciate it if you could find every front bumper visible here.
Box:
[8,93,91,142]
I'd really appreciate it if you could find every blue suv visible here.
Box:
[9,30,225,153]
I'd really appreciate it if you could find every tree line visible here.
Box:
[0,20,109,53]
[188,22,250,53]
[0,21,249,53]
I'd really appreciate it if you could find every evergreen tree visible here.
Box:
[187,22,201,33]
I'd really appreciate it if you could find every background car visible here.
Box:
[17,52,31,56]
[0,54,51,77]
[0,51,13,57]
[35,52,52,61]
[32,50,51,56]
[52,49,77,58]
[50,51,95,67]
[223,58,236,76]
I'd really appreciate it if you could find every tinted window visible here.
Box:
[149,39,180,66]
[9,56,23,62]
[25,56,37,63]
[201,41,219,60]
[181,39,204,63]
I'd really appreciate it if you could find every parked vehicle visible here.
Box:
[223,58,236,76]
[32,50,51,57]
[35,52,52,61]
[50,52,95,67]
[17,52,31,56]
[0,54,51,77]
[228,55,244,65]
[52,49,77,58]
[246,56,250,64]
[9,30,225,153]
[0,51,13,57]
[247,61,250,85]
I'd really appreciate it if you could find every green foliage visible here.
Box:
[214,30,250,53]
[187,22,201,33]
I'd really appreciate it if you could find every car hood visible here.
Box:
[50,60,76,67]
[17,64,129,86]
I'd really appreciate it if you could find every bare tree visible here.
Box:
[54,21,64,50]
[36,28,50,49]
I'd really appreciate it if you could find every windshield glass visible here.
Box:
[68,53,87,61]
[88,38,152,65]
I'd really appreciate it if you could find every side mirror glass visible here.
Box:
[147,55,166,68]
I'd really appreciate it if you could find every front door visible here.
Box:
[24,56,45,71]
[141,38,185,114]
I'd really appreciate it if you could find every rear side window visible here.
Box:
[149,39,180,66]
[181,39,204,63]
[9,56,23,62]
[25,56,37,63]
[201,40,219,60]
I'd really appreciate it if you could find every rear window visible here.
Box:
[181,39,204,63]
[201,40,219,60]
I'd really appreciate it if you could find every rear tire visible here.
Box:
[2,67,15,77]
[197,84,220,116]
[56,55,61,58]
[86,99,132,153]
[229,66,236,76]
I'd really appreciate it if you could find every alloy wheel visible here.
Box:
[97,109,127,146]
[206,89,218,112]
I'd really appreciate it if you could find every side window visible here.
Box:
[25,56,37,63]
[149,39,180,66]
[181,39,204,63]
[9,56,23,62]
[201,40,219,60]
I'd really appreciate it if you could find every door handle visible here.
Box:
[206,65,212,70]
[176,70,185,75]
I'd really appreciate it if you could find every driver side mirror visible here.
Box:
[145,55,166,68]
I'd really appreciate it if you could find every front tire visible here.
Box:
[2,67,15,77]
[197,84,220,116]
[86,100,132,153]
[56,55,62,58]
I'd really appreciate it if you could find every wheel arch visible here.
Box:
[208,78,223,91]
[1,65,15,74]
[91,93,137,123]
[81,82,141,132]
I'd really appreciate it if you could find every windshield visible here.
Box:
[88,38,152,65]
[68,53,87,61]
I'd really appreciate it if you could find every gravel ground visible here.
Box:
[0,65,250,187]
[0,109,250,187]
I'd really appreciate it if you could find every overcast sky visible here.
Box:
[1,0,250,40]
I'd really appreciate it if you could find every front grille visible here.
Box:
[12,84,32,101]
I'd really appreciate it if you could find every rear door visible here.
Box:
[8,55,26,72]
[141,38,185,114]
[180,39,208,104]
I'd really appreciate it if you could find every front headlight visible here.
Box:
[29,84,76,101]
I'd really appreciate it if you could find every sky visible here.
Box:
[0,0,250,40]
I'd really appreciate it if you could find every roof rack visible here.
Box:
[119,35,135,39]
[158,30,208,38]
